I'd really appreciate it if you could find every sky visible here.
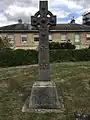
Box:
[0,0,90,27]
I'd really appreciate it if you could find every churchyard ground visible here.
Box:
[0,61,90,120]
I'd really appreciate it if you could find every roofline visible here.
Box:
[0,23,83,28]
[0,29,90,33]
[50,30,85,32]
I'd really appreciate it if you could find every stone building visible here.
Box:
[0,18,90,49]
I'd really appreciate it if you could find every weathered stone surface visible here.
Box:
[22,1,63,112]
[31,1,56,81]
[29,81,60,109]
[22,81,64,113]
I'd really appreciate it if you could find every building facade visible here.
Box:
[0,18,90,49]
[83,12,90,25]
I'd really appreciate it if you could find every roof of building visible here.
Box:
[0,23,32,31]
[0,23,90,32]
[51,23,88,31]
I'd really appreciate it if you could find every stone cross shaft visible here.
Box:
[31,1,56,81]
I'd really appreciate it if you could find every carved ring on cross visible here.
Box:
[31,10,56,27]
[34,10,53,18]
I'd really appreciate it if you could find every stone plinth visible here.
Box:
[22,81,63,113]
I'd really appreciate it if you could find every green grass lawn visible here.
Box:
[0,62,90,120]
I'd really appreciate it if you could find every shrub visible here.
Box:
[0,48,90,68]
[0,49,14,67]
[49,41,76,50]
[13,49,38,66]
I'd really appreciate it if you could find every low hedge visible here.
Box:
[50,49,90,62]
[49,42,76,49]
[0,49,90,67]
[0,49,38,67]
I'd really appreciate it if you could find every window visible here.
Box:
[8,34,15,43]
[87,33,90,40]
[61,34,67,41]
[34,37,39,41]
[33,33,52,41]
[21,34,27,43]
[33,33,39,41]
[75,34,80,43]
[49,34,52,41]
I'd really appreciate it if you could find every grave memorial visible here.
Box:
[22,1,62,112]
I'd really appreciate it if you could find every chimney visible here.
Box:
[18,19,22,24]
[70,16,75,24]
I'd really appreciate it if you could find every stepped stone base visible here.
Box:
[22,81,64,113]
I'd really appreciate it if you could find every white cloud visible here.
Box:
[0,0,90,26]
[0,0,39,26]
[75,16,83,24]
[49,0,83,9]
[0,21,17,27]
[52,10,69,18]
[4,4,38,23]
[5,4,38,17]
[72,0,90,8]
[0,13,7,22]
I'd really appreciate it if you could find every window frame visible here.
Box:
[86,33,90,40]
[33,33,39,42]
[33,33,52,41]
[61,33,67,42]
[21,34,28,43]
[49,34,52,41]
[75,33,80,44]
[8,34,15,43]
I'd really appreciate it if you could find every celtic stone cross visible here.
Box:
[31,1,56,81]
[22,1,60,111]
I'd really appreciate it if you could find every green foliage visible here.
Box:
[13,49,38,66]
[0,49,38,67]
[0,49,14,67]
[0,36,12,50]
[50,49,90,62]
[0,49,90,67]
[73,49,90,61]
[49,42,76,50]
